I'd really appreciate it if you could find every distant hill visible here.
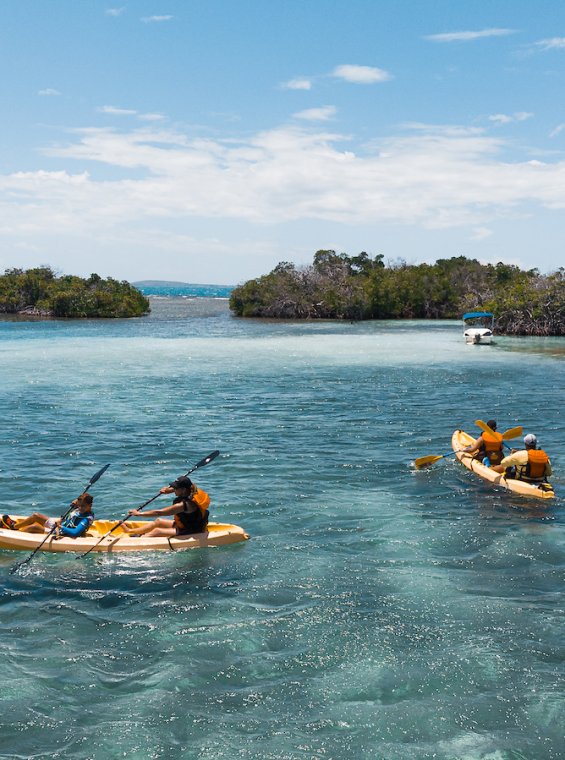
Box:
[133,280,231,288]
[133,279,192,288]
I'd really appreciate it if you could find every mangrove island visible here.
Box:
[229,252,565,336]
[0,267,150,318]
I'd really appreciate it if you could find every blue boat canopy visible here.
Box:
[462,311,494,320]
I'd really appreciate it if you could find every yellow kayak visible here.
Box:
[0,518,249,553]
[452,430,555,501]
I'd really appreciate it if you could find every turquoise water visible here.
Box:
[136,283,233,298]
[0,297,563,760]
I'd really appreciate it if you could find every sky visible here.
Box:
[1,1,565,285]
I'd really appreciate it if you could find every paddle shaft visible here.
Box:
[417,424,521,469]
[9,464,111,574]
[78,450,220,558]
[415,448,468,468]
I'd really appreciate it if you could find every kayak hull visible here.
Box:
[0,518,249,553]
[452,430,555,501]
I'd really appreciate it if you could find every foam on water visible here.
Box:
[0,298,563,759]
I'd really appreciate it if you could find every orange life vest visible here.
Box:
[479,430,504,464]
[523,449,549,481]
[172,486,210,534]
[192,486,211,512]
[482,430,503,454]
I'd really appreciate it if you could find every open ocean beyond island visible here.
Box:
[0,294,564,760]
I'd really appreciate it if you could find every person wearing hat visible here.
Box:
[1,493,95,536]
[491,434,552,482]
[122,476,210,538]
[463,419,505,467]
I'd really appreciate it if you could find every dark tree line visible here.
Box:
[0,267,150,318]
[229,252,565,335]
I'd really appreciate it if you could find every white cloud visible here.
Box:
[488,114,513,125]
[550,123,565,138]
[106,7,125,16]
[138,113,166,122]
[535,37,565,50]
[0,123,565,282]
[98,105,138,116]
[0,122,565,239]
[293,106,336,122]
[425,28,517,42]
[141,15,173,23]
[38,88,61,96]
[282,78,312,91]
[488,111,533,125]
[471,227,493,240]
[400,122,484,137]
[332,64,392,84]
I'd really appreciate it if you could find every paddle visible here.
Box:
[78,450,220,558]
[414,450,467,468]
[475,420,523,440]
[10,463,111,574]
[415,422,524,469]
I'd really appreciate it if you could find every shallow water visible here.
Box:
[0,298,563,759]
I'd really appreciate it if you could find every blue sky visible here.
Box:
[1,0,565,285]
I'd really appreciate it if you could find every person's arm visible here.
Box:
[500,449,525,467]
[546,459,553,476]
[128,503,183,518]
[464,436,483,453]
[59,516,90,538]
[491,449,518,473]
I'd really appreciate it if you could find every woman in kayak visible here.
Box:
[462,419,504,467]
[122,476,210,538]
[1,493,95,537]
[491,433,553,483]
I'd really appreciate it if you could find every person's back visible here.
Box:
[464,419,504,466]
[481,423,504,466]
[519,443,551,482]
[493,434,552,482]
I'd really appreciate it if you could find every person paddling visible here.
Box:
[491,434,553,483]
[463,419,504,467]
[122,476,210,538]
[2,493,95,537]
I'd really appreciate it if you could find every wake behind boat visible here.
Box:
[452,430,554,501]
[0,518,249,553]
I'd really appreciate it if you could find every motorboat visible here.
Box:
[463,311,494,344]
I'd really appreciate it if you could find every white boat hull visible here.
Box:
[464,327,492,344]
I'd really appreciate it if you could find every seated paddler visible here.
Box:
[491,433,553,483]
[1,493,95,537]
[463,419,504,467]
[122,475,210,538]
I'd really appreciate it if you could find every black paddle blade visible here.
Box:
[189,450,220,473]
[88,463,111,488]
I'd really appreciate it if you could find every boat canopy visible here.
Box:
[463,311,494,320]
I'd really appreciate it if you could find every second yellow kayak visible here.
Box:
[452,430,555,501]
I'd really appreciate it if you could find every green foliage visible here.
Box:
[229,253,565,335]
[0,267,150,319]
[485,268,565,335]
